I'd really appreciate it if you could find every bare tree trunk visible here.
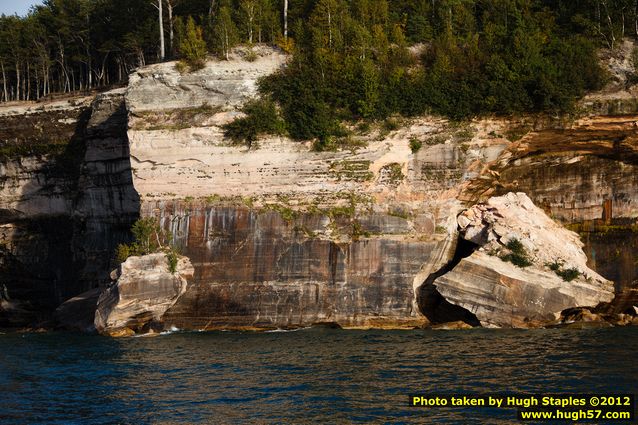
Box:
[283,0,288,40]
[15,62,20,101]
[1,62,7,102]
[602,0,616,49]
[87,13,92,89]
[45,66,50,96]
[167,1,174,56]
[209,0,217,16]
[248,3,254,44]
[153,0,166,61]
[328,9,332,48]
[26,64,30,101]
[35,67,40,100]
[257,5,262,43]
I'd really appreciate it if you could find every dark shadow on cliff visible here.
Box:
[0,107,92,328]
[417,237,481,327]
[68,95,141,302]
[1,95,141,328]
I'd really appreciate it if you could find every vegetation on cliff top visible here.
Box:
[0,0,634,143]
[116,218,179,273]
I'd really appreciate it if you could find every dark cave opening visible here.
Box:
[417,237,482,327]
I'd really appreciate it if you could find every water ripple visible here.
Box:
[0,328,637,424]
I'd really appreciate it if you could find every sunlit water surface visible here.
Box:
[1,327,637,424]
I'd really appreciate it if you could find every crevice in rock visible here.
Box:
[417,236,481,327]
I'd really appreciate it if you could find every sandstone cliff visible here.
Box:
[0,90,139,327]
[94,253,194,336]
[2,46,637,331]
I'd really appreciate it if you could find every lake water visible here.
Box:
[1,327,637,424]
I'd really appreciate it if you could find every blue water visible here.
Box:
[1,327,637,424]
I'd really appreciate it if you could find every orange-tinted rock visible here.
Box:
[141,204,436,330]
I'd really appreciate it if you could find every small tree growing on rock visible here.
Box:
[175,16,208,72]
[116,217,180,273]
[499,238,532,268]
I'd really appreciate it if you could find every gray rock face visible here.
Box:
[0,91,139,327]
[126,46,287,113]
[54,288,101,332]
[94,253,194,335]
[432,193,615,328]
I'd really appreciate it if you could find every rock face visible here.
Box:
[156,205,433,330]
[459,115,638,297]
[0,91,139,327]
[2,45,638,331]
[94,253,194,335]
[124,49,469,330]
[431,193,614,328]
[126,46,287,113]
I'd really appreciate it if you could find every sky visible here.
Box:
[0,0,43,17]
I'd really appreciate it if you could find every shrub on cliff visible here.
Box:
[500,239,532,268]
[547,259,581,282]
[116,218,180,273]
[175,17,208,72]
[223,98,286,146]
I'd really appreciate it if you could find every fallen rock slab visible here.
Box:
[94,253,194,336]
[54,288,101,332]
[432,193,614,328]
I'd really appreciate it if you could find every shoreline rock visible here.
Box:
[430,193,615,328]
[94,253,194,336]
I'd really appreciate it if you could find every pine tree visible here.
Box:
[176,16,207,71]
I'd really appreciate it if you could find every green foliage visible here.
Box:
[175,16,207,72]
[222,98,286,146]
[547,259,581,282]
[211,6,239,60]
[258,0,606,141]
[409,138,423,154]
[131,217,164,255]
[116,243,133,264]
[548,260,563,272]
[115,217,180,273]
[500,238,533,268]
[166,250,179,274]
[557,267,581,282]
[0,0,619,108]
[380,162,404,184]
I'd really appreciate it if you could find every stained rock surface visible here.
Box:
[432,193,615,328]
[94,253,194,336]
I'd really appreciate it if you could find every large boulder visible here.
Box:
[433,192,614,328]
[94,253,194,336]
[54,288,101,332]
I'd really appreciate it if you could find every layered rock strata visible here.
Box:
[0,91,138,327]
[94,253,193,335]
[2,45,638,331]
[430,193,614,328]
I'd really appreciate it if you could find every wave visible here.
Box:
[265,327,312,333]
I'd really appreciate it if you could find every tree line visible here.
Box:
[1,0,636,130]
[0,0,286,102]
